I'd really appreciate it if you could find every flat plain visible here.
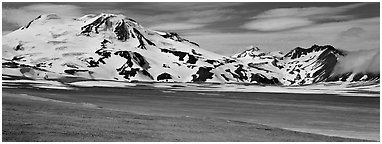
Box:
[2,83,379,142]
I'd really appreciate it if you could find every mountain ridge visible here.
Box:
[2,13,379,86]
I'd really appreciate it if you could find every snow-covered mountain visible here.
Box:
[2,13,380,86]
[280,45,379,85]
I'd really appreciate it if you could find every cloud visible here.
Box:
[3,4,83,27]
[81,4,237,31]
[242,3,367,31]
[141,9,235,30]
[242,17,314,31]
[146,9,232,23]
[79,3,240,32]
[149,23,205,31]
[130,2,242,12]
[253,3,365,19]
[186,17,379,56]
[333,48,380,74]
[338,27,366,39]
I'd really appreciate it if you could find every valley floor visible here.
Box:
[2,84,379,142]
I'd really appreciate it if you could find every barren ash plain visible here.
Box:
[2,76,379,142]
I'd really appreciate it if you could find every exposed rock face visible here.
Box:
[2,13,379,85]
[157,72,172,81]
[192,67,214,82]
[158,32,200,47]
[114,19,130,41]
[81,14,115,35]
[160,49,198,64]
[280,45,347,85]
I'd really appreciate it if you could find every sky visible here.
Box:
[2,2,380,56]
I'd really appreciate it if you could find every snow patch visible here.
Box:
[68,80,136,87]
[168,83,379,97]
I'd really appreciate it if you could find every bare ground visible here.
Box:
[2,85,378,142]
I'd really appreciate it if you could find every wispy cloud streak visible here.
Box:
[242,3,368,31]
[3,4,82,27]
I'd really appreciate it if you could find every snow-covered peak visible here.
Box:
[79,13,141,35]
[231,45,284,59]
[19,13,63,30]
[155,31,200,47]
[232,45,264,58]
[78,13,136,25]
[268,51,284,58]
[247,45,260,51]
[284,44,345,60]
[77,14,97,21]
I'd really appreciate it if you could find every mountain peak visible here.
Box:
[284,44,345,59]
[232,45,263,58]
[156,31,200,47]
[20,13,62,30]
[80,13,141,35]
[247,45,260,51]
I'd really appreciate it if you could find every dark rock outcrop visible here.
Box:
[192,67,214,82]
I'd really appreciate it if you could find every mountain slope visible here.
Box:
[2,13,379,86]
[3,13,224,82]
